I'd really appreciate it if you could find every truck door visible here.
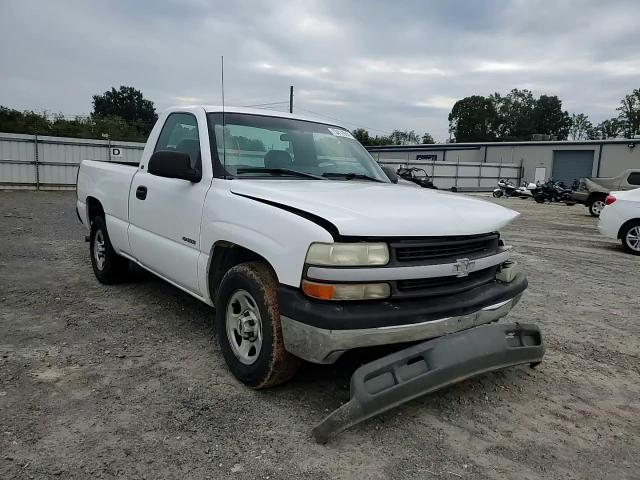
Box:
[128,112,209,294]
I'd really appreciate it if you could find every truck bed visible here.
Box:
[76,160,138,252]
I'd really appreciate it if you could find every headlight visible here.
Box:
[305,242,389,266]
[302,280,390,300]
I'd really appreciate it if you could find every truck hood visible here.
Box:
[230,180,519,237]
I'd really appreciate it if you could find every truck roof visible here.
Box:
[167,105,340,127]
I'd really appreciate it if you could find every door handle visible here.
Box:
[136,185,148,200]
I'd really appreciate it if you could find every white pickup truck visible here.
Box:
[77,106,539,416]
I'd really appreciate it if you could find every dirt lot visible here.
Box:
[0,190,638,480]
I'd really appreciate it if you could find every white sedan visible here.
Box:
[599,188,640,255]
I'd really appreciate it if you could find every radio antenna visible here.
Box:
[221,55,227,178]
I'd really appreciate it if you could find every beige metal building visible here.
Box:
[368,139,640,190]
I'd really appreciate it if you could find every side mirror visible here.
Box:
[148,151,201,182]
[380,165,398,183]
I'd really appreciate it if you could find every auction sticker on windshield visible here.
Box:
[328,127,355,139]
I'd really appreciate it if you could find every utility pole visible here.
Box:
[289,85,294,113]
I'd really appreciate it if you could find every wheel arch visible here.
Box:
[207,241,278,306]
[587,191,607,206]
[617,218,640,239]
[86,196,105,225]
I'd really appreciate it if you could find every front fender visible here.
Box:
[201,186,334,288]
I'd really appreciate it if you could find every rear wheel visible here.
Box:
[215,262,300,389]
[621,221,640,255]
[90,216,129,284]
[588,196,606,217]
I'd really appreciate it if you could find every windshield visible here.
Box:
[207,113,388,182]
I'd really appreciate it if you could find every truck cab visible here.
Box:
[77,106,527,389]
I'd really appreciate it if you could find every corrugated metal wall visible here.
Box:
[372,150,521,190]
[0,132,144,190]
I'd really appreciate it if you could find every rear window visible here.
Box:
[627,172,640,185]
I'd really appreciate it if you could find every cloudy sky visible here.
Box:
[1,0,638,140]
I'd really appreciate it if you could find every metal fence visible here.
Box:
[0,132,143,190]
[1,132,522,191]
[374,156,522,191]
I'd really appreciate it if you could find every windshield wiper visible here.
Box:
[322,172,385,182]
[235,167,326,180]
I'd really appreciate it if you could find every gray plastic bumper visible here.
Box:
[312,322,544,444]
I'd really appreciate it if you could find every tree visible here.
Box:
[491,89,537,140]
[448,90,576,142]
[594,118,622,139]
[617,88,640,138]
[352,128,373,145]
[448,95,498,142]
[568,113,593,140]
[352,128,427,146]
[0,107,50,135]
[421,132,435,144]
[388,130,420,145]
[92,86,157,136]
[0,106,150,141]
[533,95,571,140]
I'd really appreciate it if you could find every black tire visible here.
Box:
[588,196,606,217]
[215,262,300,389]
[620,220,640,255]
[89,216,129,284]
[492,190,503,198]
[533,194,545,204]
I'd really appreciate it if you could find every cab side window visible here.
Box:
[154,113,201,171]
[627,172,640,185]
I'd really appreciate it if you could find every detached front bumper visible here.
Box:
[279,273,527,364]
[312,322,545,443]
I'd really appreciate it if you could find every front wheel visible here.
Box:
[589,197,605,217]
[215,262,300,389]
[533,193,546,204]
[90,216,129,284]
[621,221,640,255]
[493,190,503,198]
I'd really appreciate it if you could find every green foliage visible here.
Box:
[448,95,498,142]
[617,88,640,138]
[421,132,435,144]
[0,85,158,141]
[568,113,593,140]
[449,89,570,142]
[351,128,390,146]
[0,106,151,141]
[389,129,420,145]
[490,89,537,140]
[533,95,571,140]
[594,118,622,139]
[0,107,50,135]
[352,127,435,146]
[92,86,157,137]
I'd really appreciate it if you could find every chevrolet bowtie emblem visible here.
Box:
[453,258,475,277]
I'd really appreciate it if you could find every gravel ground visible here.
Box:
[0,190,638,480]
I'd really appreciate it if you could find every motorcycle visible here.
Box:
[530,179,577,204]
[492,179,532,198]
[552,181,576,204]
